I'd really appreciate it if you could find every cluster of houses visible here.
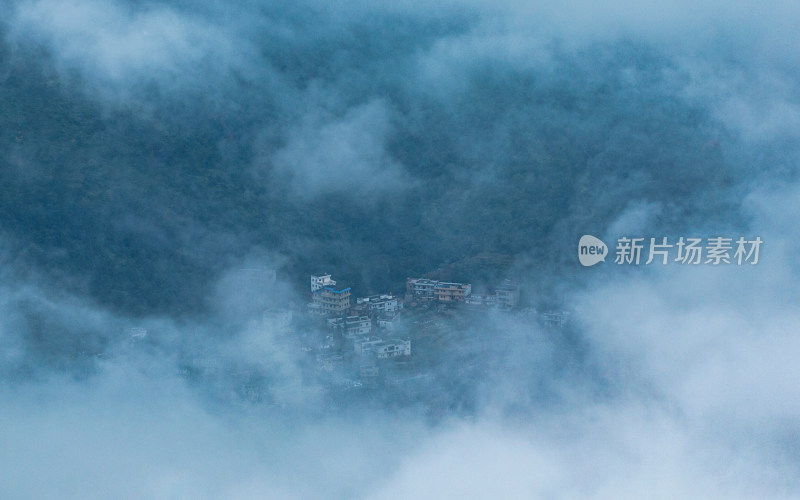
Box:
[253,272,566,381]
[405,277,520,310]
[309,274,521,318]
[308,275,404,327]
[305,273,528,380]
[142,269,566,398]
[307,274,410,377]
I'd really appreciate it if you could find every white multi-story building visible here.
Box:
[311,274,336,292]
[542,311,570,328]
[406,278,438,301]
[374,339,411,359]
[328,315,372,337]
[355,337,411,359]
[494,280,520,309]
[377,311,402,331]
[346,315,372,336]
[308,274,351,316]
[354,337,384,356]
[356,294,401,314]
[465,293,497,307]
[407,278,472,304]
[465,281,519,310]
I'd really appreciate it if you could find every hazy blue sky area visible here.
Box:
[1,0,799,498]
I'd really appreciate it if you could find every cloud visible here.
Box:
[2,179,800,497]
[270,98,413,200]
[9,0,259,104]
[2,0,800,497]
[367,409,795,500]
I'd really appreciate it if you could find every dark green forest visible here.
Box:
[1,22,739,316]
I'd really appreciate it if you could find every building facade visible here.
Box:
[357,294,401,314]
[355,337,411,358]
[406,278,438,302]
[494,280,520,309]
[374,339,411,359]
[354,337,384,356]
[434,282,472,303]
[345,315,371,336]
[311,274,336,292]
[328,315,372,337]
[465,293,497,308]
[309,286,351,316]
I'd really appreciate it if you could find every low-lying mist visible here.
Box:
[2,0,799,497]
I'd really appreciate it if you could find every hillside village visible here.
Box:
[120,271,570,407]
[259,273,570,393]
